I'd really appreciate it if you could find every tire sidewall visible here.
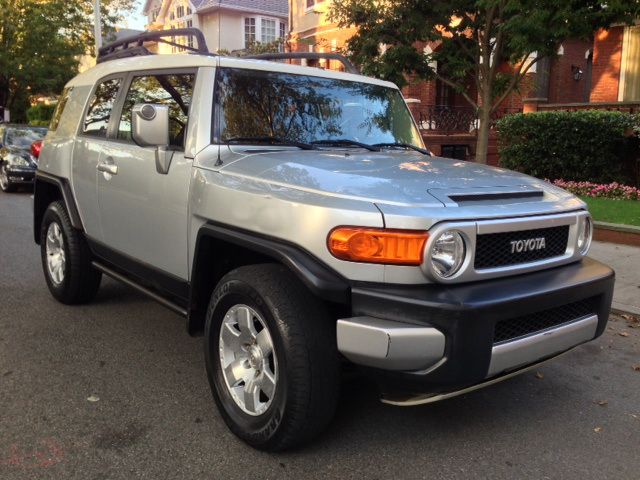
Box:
[40,203,72,300]
[204,277,290,447]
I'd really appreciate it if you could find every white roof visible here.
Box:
[66,54,398,90]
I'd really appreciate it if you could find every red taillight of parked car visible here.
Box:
[31,140,43,158]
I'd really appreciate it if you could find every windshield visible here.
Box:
[5,128,46,149]
[216,68,423,148]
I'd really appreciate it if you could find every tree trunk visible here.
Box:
[475,105,492,164]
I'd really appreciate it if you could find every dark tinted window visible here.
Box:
[117,73,195,148]
[83,78,122,136]
[5,127,47,148]
[216,68,422,147]
[50,87,71,131]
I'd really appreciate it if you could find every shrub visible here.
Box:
[26,103,57,127]
[497,110,638,185]
[551,180,640,201]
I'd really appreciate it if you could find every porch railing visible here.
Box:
[414,105,521,135]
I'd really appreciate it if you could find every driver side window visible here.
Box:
[117,73,195,148]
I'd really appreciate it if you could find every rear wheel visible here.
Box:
[204,264,340,451]
[40,201,102,304]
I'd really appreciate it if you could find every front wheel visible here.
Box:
[204,264,340,451]
[40,201,102,304]
[0,165,15,192]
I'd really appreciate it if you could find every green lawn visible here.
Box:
[580,196,640,227]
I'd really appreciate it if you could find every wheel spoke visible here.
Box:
[255,329,273,357]
[243,382,260,413]
[220,322,243,352]
[235,306,257,340]
[260,369,276,399]
[224,358,248,387]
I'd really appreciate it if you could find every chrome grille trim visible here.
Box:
[421,211,590,284]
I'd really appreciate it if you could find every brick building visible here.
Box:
[288,3,640,163]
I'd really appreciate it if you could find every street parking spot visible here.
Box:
[1,190,639,480]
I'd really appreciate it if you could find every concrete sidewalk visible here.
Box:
[589,241,640,315]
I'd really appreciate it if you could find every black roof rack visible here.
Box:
[96,28,360,76]
[243,52,359,75]
[97,28,210,64]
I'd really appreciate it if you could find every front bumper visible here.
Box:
[338,257,614,395]
[6,167,36,184]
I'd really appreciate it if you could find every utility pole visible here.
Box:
[93,0,102,56]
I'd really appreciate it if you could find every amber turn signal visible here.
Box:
[328,227,429,266]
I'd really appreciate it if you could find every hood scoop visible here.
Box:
[429,186,548,207]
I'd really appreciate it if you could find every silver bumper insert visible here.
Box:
[337,317,445,371]
[487,314,598,377]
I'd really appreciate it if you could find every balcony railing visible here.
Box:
[414,105,521,135]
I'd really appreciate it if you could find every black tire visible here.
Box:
[40,201,102,304]
[204,264,340,451]
[0,165,15,192]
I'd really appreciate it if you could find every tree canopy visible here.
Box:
[330,0,640,162]
[0,0,135,122]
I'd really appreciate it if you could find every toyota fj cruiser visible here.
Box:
[33,29,615,451]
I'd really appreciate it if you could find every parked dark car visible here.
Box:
[0,125,47,192]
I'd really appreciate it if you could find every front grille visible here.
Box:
[475,225,569,269]
[494,297,598,344]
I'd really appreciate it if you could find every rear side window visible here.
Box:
[83,78,122,137]
[49,87,71,131]
[117,73,195,148]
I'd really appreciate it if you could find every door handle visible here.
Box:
[97,157,118,175]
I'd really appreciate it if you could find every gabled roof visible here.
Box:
[146,0,288,16]
[194,0,288,17]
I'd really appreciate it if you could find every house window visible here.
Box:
[176,5,184,18]
[244,18,256,45]
[187,20,193,48]
[621,26,640,101]
[261,18,276,43]
[186,6,192,15]
[279,22,286,40]
[306,0,324,8]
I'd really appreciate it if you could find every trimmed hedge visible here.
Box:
[497,110,639,185]
[26,103,57,127]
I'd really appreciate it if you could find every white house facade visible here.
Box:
[142,0,289,53]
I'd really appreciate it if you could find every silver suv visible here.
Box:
[33,30,614,451]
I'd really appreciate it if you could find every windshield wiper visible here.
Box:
[310,139,380,152]
[226,136,316,150]
[372,143,431,155]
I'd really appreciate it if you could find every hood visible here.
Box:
[2,146,37,166]
[219,149,574,207]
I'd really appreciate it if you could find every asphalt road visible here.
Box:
[1,189,639,480]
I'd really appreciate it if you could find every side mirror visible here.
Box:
[131,103,173,174]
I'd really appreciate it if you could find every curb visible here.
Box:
[612,305,640,317]
[593,221,640,247]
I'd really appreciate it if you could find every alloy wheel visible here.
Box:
[219,304,278,416]
[45,222,66,285]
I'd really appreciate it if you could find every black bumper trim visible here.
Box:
[350,258,615,393]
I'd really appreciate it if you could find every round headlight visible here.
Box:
[577,216,592,255]
[430,230,466,278]
[9,155,30,167]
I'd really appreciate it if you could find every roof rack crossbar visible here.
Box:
[97,28,210,64]
[243,52,360,75]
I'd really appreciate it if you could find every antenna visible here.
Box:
[216,0,222,166]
